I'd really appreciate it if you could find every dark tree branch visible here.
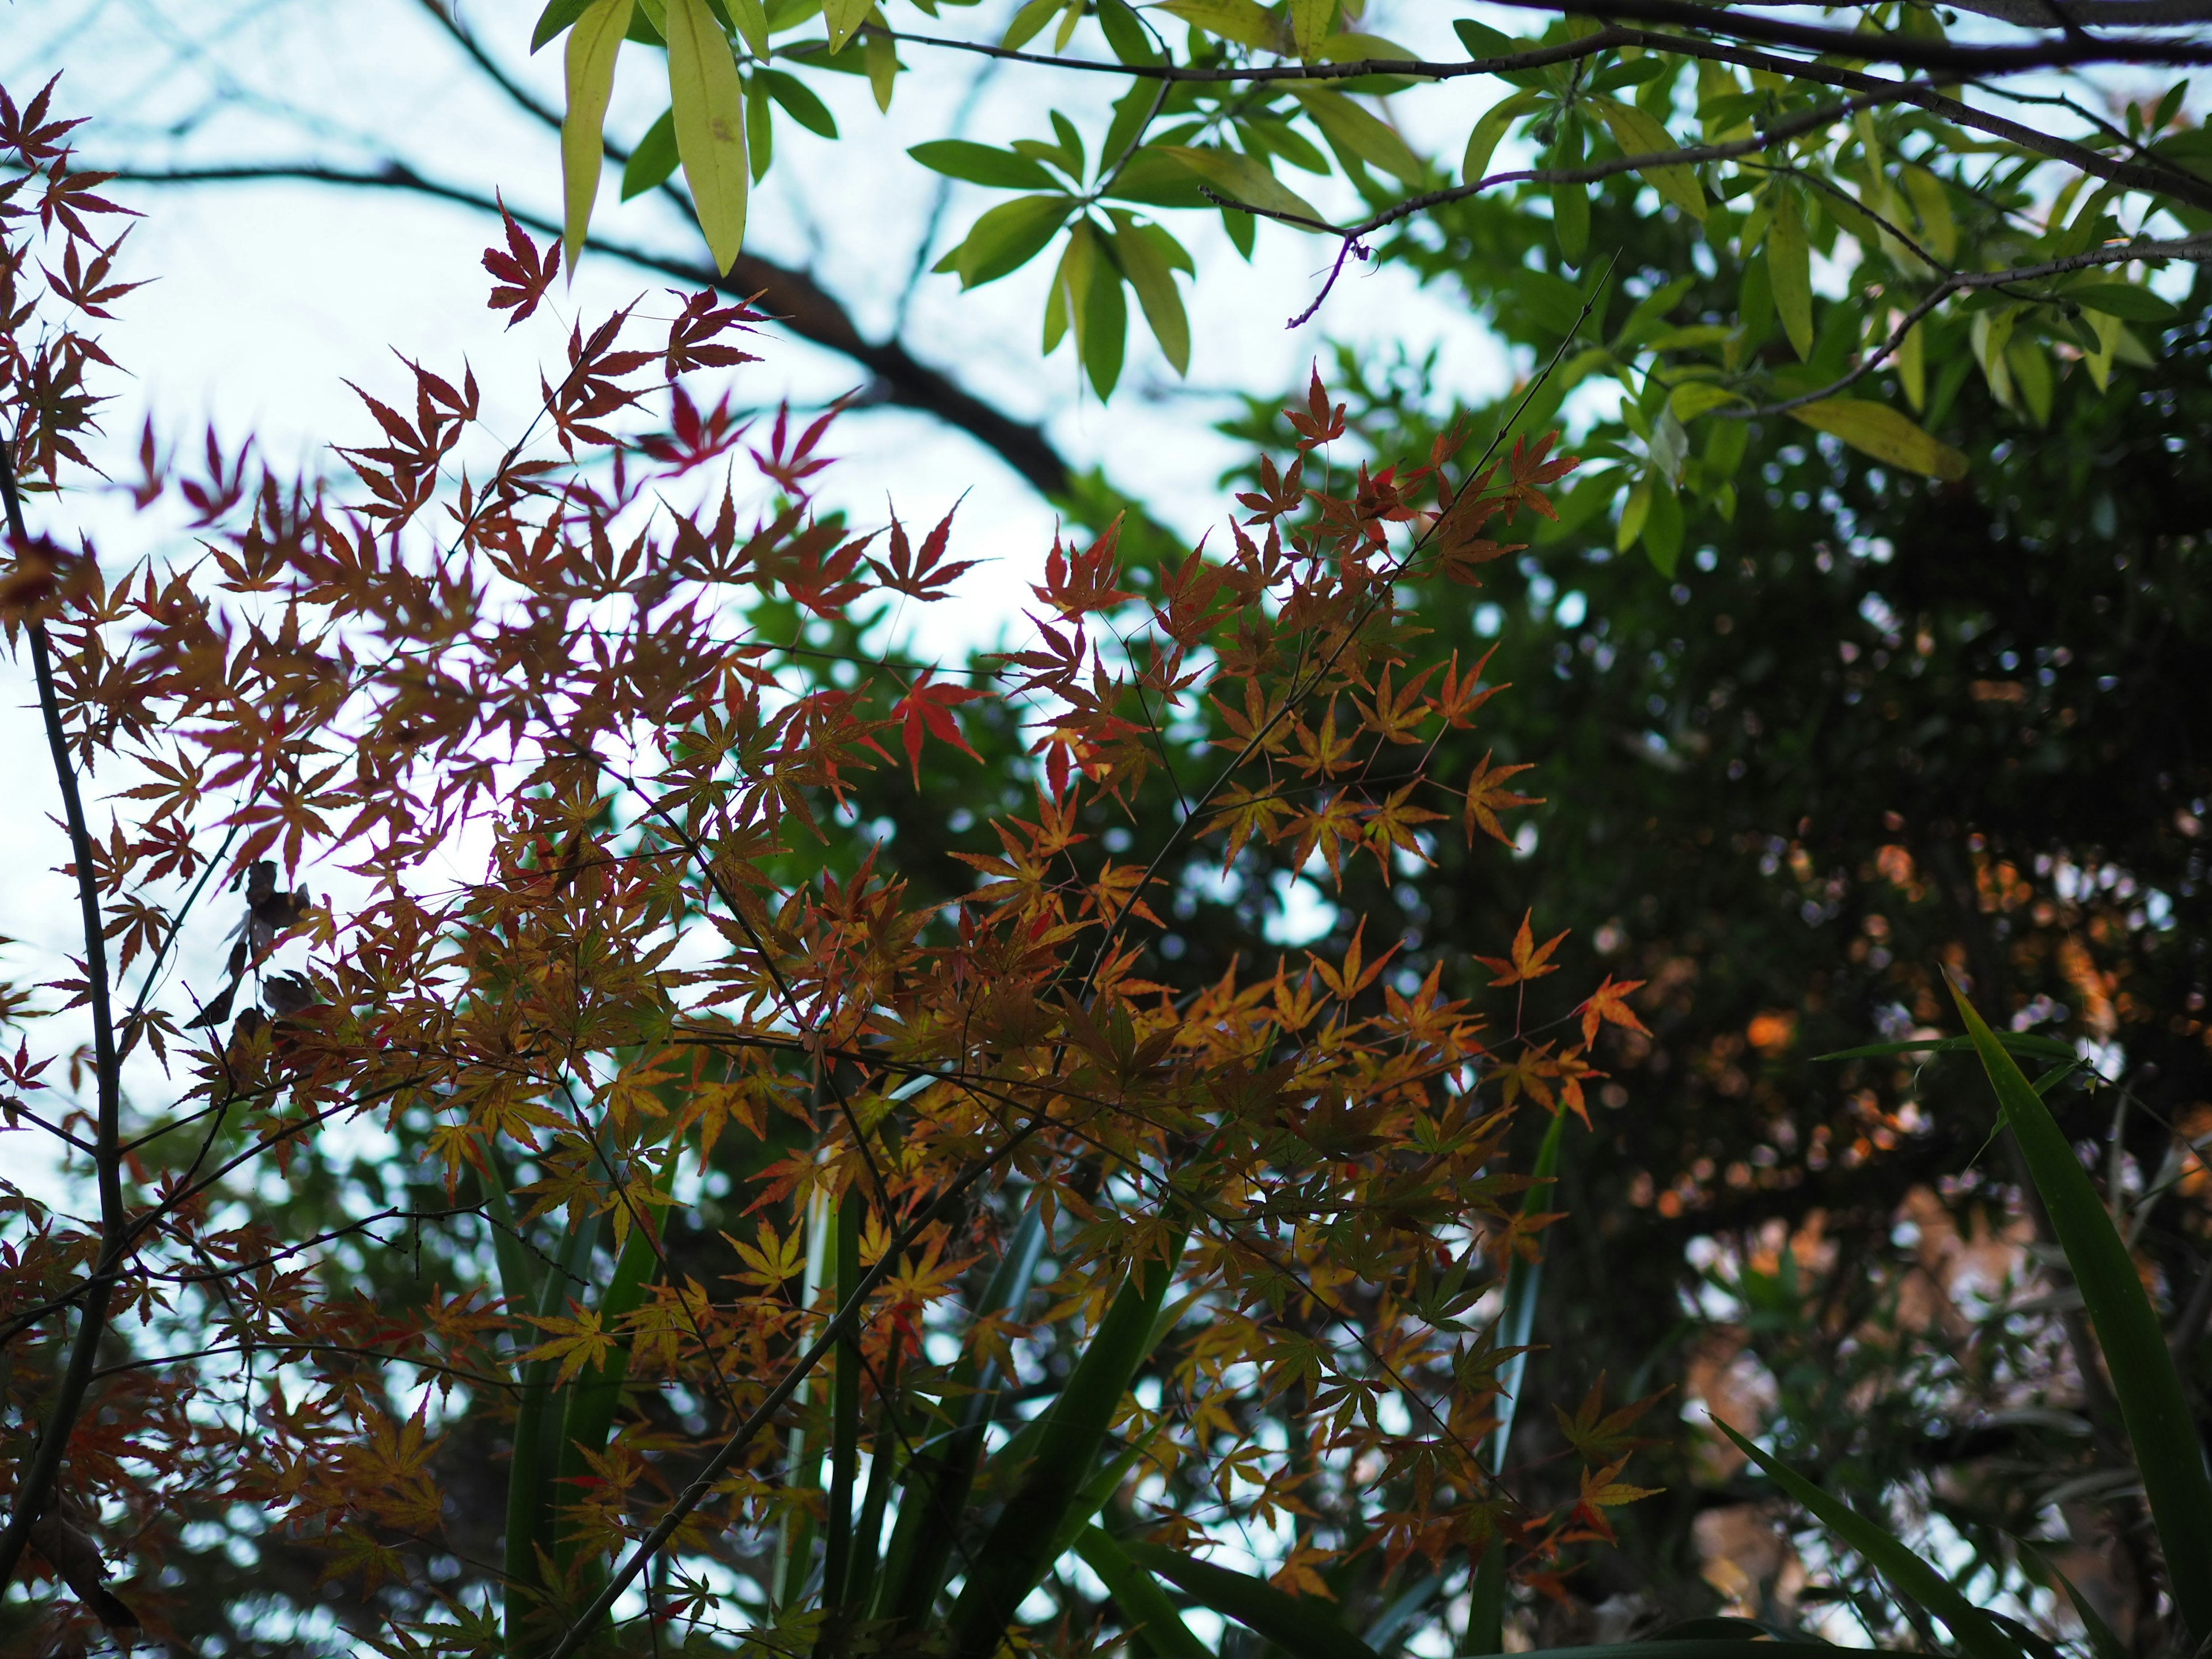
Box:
[97,161,1073,497]
[0,443,130,1597]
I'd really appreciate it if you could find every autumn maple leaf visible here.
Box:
[1463,749,1542,846]
[1577,974,1651,1047]
[893,671,987,783]
[481,193,559,327]
[1476,910,1567,987]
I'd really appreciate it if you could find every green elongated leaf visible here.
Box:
[1097,0,1163,65]
[1290,0,1336,56]
[1156,0,1284,50]
[667,0,749,274]
[863,13,898,110]
[1290,86,1423,186]
[534,0,598,52]
[759,67,836,137]
[505,1209,605,1654]
[820,1190,865,1606]
[1668,382,1745,423]
[561,0,634,270]
[1789,398,1967,483]
[910,139,1060,191]
[874,1201,1048,1627]
[1463,88,1541,185]
[1768,187,1813,359]
[745,73,774,183]
[1078,1528,1211,1659]
[1468,1107,1568,1652]
[1712,1418,2021,1659]
[1551,116,1588,268]
[2017,1542,2127,1659]
[1899,162,1957,262]
[1951,985,2212,1642]
[824,0,870,50]
[2067,281,2180,323]
[1108,211,1190,375]
[477,1151,540,1337]
[1002,0,1062,49]
[1594,97,1705,221]
[1814,1031,2075,1063]
[728,0,771,56]
[944,1238,1185,1657]
[940,193,1073,287]
[1104,147,1213,209]
[1124,1541,1384,1659]
[1643,478,1683,574]
[622,108,681,199]
[1160,146,1324,226]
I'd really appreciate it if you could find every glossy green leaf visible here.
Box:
[728,0,770,56]
[1594,97,1706,221]
[1951,985,2212,1642]
[1159,146,1324,226]
[1123,1541,1384,1659]
[666,0,749,273]
[759,67,837,138]
[1077,1528,1210,1659]
[621,107,681,199]
[1290,0,1336,57]
[1290,86,1423,186]
[1815,1031,2074,1063]
[1097,0,1164,65]
[1789,399,1967,483]
[1464,88,1541,185]
[1156,0,1284,50]
[1668,382,1745,423]
[1551,117,1588,268]
[824,0,870,50]
[864,17,898,110]
[941,193,1073,287]
[1769,188,1813,359]
[1002,0,1062,50]
[561,0,634,271]
[1713,1418,2022,1659]
[910,139,1060,191]
[533,0,598,52]
[1109,210,1190,375]
[2068,281,2179,323]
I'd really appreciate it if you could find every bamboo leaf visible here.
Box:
[1122,1541,1385,1659]
[728,0,770,56]
[1789,399,1967,483]
[666,0,749,274]
[1077,1528,1211,1659]
[622,107,681,200]
[561,0,635,271]
[945,1238,1185,1656]
[1712,1418,2023,1659]
[910,139,1060,191]
[1950,985,2212,1643]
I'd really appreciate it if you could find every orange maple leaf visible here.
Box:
[1576,975,1650,1047]
[1476,910,1567,987]
[1463,749,1542,846]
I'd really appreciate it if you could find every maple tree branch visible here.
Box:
[1724,234,2212,415]
[0,440,131,1597]
[93,162,1074,498]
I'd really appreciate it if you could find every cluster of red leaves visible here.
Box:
[0,78,1659,1657]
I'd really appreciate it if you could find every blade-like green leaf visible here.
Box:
[2017,1542,2127,1659]
[1464,88,1541,185]
[505,1208,605,1654]
[666,0,749,273]
[1469,1105,1567,1654]
[1594,97,1706,221]
[1077,1527,1210,1659]
[1711,1418,2022,1659]
[552,1192,666,1566]
[1815,1032,2075,1063]
[561,0,635,270]
[945,1237,1185,1657]
[825,0,870,50]
[820,1189,865,1606]
[533,0,598,52]
[1108,213,1189,375]
[1289,86,1423,187]
[874,1200,1049,1626]
[1122,1540,1384,1659]
[939,194,1074,288]
[759,68,838,138]
[1951,984,2212,1643]
[1158,146,1324,226]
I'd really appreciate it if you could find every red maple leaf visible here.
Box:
[892,671,987,783]
[482,194,559,328]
